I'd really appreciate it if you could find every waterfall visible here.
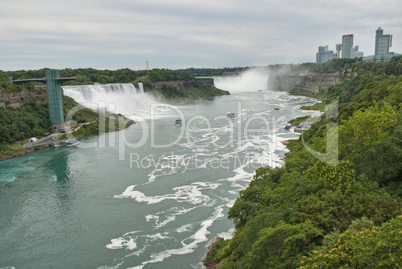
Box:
[138,82,144,93]
[62,83,157,120]
[213,68,269,92]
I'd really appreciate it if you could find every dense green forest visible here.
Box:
[146,81,229,100]
[205,58,402,268]
[0,96,98,145]
[0,100,53,144]
[177,67,249,77]
[0,68,196,91]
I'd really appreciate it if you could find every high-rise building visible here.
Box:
[351,45,364,58]
[316,45,336,64]
[336,44,342,58]
[341,34,354,58]
[375,27,392,58]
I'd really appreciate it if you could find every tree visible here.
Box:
[384,62,395,75]
[303,160,355,193]
[395,63,402,76]
[339,103,398,153]
[350,125,402,186]
[300,216,402,268]
[245,221,322,269]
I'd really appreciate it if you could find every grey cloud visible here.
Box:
[1,0,401,70]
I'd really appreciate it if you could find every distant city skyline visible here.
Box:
[316,27,396,64]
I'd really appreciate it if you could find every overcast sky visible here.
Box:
[1,0,401,71]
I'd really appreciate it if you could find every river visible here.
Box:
[0,71,320,269]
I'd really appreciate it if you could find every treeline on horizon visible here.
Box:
[1,55,402,91]
[0,68,195,93]
[204,57,402,268]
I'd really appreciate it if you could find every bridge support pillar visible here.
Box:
[45,70,65,130]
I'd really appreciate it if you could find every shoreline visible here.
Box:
[279,137,300,146]
[202,135,302,268]
[0,144,52,162]
[202,95,318,268]
[0,117,135,162]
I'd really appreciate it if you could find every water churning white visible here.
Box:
[62,83,157,120]
[213,68,269,92]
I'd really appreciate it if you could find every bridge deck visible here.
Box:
[12,77,76,85]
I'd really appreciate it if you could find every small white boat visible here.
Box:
[227,112,235,118]
[62,139,80,146]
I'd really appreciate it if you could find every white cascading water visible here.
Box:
[213,68,269,92]
[62,83,159,120]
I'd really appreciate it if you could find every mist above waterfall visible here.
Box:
[213,68,269,92]
[62,83,159,120]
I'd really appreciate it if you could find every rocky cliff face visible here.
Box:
[268,73,349,95]
[0,87,47,108]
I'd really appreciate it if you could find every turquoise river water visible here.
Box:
[0,73,320,269]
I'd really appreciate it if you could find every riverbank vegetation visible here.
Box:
[0,95,111,159]
[147,83,230,100]
[0,100,53,144]
[204,58,402,268]
[2,68,197,90]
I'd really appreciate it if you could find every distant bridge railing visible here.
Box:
[11,77,76,85]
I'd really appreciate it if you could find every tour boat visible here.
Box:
[227,112,235,118]
[62,139,80,146]
[175,119,182,126]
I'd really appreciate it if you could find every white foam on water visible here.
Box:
[146,206,201,229]
[106,237,137,250]
[114,182,220,205]
[145,153,194,184]
[101,89,323,269]
[107,232,170,252]
[146,233,170,240]
[177,223,194,233]
[127,266,143,269]
[147,214,175,230]
[217,228,236,240]
[137,206,225,267]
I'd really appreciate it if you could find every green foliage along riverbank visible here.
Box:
[144,79,230,101]
[2,68,198,90]
[0,97,91,160]
[204,59,402,268]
